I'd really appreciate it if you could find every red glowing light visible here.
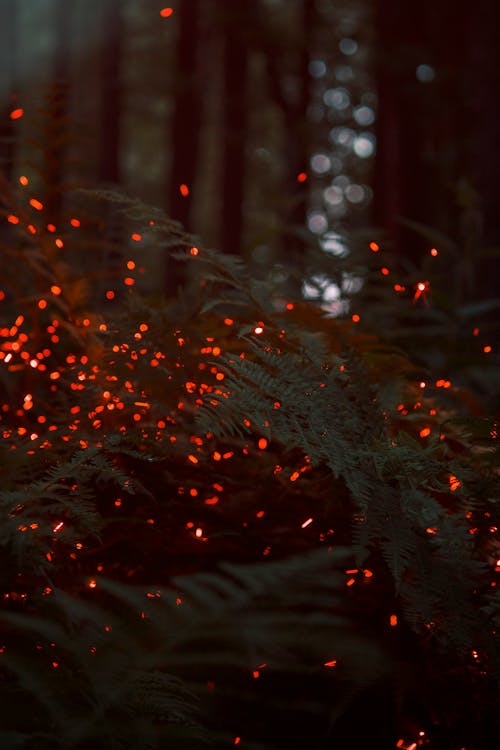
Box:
[160,6,174,17]
[430,247,438,256]
[10,108,24,120]
[301,517,313,528]
[29,198,43,211]
[413,280,430,301]
[419,427,431,438]
[179,183,189,196]
[324,659,337,667]
[38,299,47,309]
[131,233,142,241]
[483,345,492,353]
[19,175,28,186]
[258,438,267,450]
[390,614,398,626]
[297,171,307,182]
[351,314,360,323]
[189,246,199,256]
[254,323,264,335]
[7,215,19,224]
[449,474,461,491]
[369,241,380,252]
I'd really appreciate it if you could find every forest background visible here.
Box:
[0,2,499,750]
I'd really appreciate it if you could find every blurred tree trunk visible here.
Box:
[0,0,18,181]
[259,0,314,293]
[219,0,250,256]
[469,0,500,329]
[373,0,470,269]
[165,0,203,297]
[98,0,123,185]
[373,0,430,265]
[44,0,70,221]
[97,0,125,302]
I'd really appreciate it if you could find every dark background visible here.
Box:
[1,0,498,301]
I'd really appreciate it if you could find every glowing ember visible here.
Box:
[29,198,43,211]
[297,172,307,182]
[160,6,174,17]
[369,241,380,252]
[413,280,430,301]
[10,108,24,120]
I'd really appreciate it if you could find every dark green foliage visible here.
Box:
[0,191,498,749]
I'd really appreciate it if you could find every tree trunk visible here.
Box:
[165,0,203,297]
[219,0,250,256]
[0,0,18,181]
[44,0,71,221]
[98,0,123,186]
[258,0,314,294]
